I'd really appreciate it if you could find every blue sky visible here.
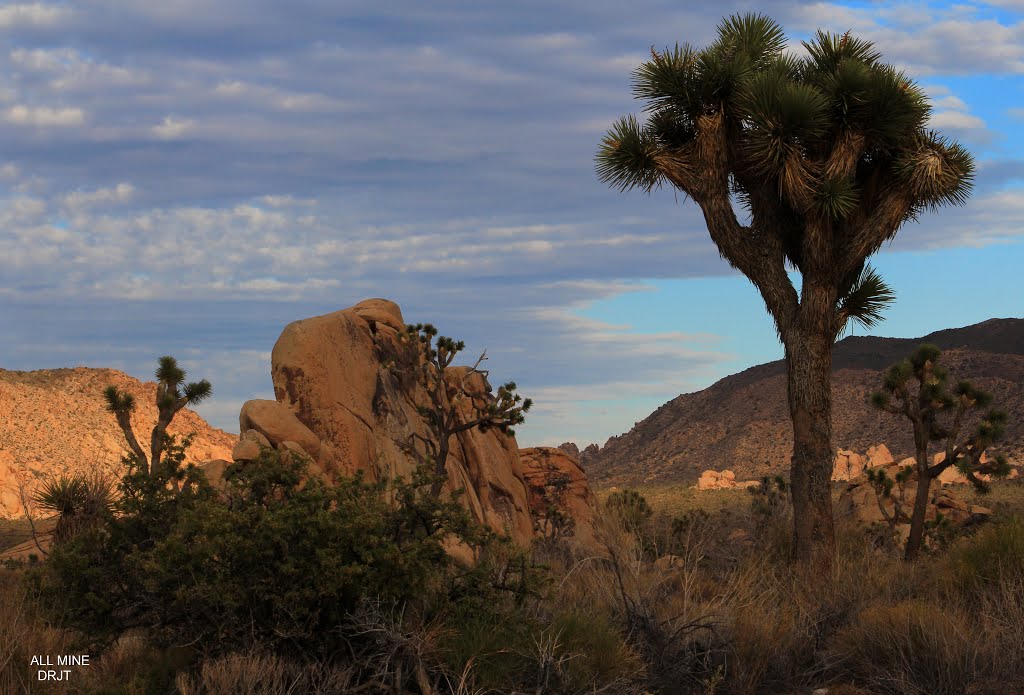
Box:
[1,1,1022,448]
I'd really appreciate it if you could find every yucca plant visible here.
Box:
[33,473,114,546]
[596,14,974,568]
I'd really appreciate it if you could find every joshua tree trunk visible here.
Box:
[430,436,452,498]
[784,290,837,570]
[905,472,933,560]
[905,425,934,560]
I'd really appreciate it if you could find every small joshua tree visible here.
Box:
[870,344,1011,559]
[104,355,212,489]
[387,323,532,497]
[864,464,913,545]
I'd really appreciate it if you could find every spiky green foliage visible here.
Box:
[835,264,896,335]
[386,323,532,496]
[596,12,973,319]
[870,344,1012,558]
[105,355,213,482]
[605,488,654,530]
[33,473,114,546]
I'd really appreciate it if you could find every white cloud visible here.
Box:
[0,3,69,28]
[63,183,135,209]
[152,116,194,139]
[5,104,84,126]
[928,111,987,130]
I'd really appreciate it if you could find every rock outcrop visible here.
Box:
[693,469,760,490]
[0,367,235,518]
[831,443,895,481]
[837,462,993,537]
[557,442,580,459]
[519,447,599,546]
[243,299,538,544]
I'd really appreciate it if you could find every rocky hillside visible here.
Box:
[581,318,1024,487]
[0,367,235,517]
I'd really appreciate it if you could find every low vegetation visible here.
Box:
[4,448,1023,694]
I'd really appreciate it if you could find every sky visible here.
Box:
[1,1,1022,448]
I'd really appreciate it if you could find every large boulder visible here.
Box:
[262,299,535,544]
[519,447,599,547]
[239,400,321,460]
[832,449,866,481]
[866,444,894,468]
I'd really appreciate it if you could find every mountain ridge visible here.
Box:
[0,366,235,518]
[581,318,1024,487]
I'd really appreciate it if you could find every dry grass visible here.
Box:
[0,571,72,695]
[2,478,1022,694]
[579,478,1024,695]
[175,653,355,695]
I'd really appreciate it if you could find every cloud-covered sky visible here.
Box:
[2,0,1022,447]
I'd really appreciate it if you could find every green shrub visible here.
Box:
[605,489,653,531]
[951,516,1024,592]
[35,444,489,664]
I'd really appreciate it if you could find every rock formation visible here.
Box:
[693,469,760,490]
[519,447,599,546]
[579,443,601,466]
[831,443,894,481]
[837,461,994,542]
[0,367,235,518]
[236,299,541,545]
[556,442,580,458]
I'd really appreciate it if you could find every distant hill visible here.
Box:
[581,319,1024,487]
[0,367,235,518]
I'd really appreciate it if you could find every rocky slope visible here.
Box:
[581,318,1024,487]
[0,367,235,517]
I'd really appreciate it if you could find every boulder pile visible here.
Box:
[837,460,993,541]
[693,469,761,490]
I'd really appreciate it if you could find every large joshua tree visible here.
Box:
[596,14,974,567]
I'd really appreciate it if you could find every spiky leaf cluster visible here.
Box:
[596,12,974,271]
[871,344,1012,493]
[34,473,114,545]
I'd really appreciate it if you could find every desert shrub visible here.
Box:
[547,610,644,690]
[828,599,979,695]
[950,516,1024,593]
[33,472,114,547]
[35,445,494,665]
[605,489,653,534]
[33,439,570,693]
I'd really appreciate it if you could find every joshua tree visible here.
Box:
[387,323,531,497]
[595,13,973,567]
[104,355,212,487]
[870,344,1011,559]
[864,464,914,545]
